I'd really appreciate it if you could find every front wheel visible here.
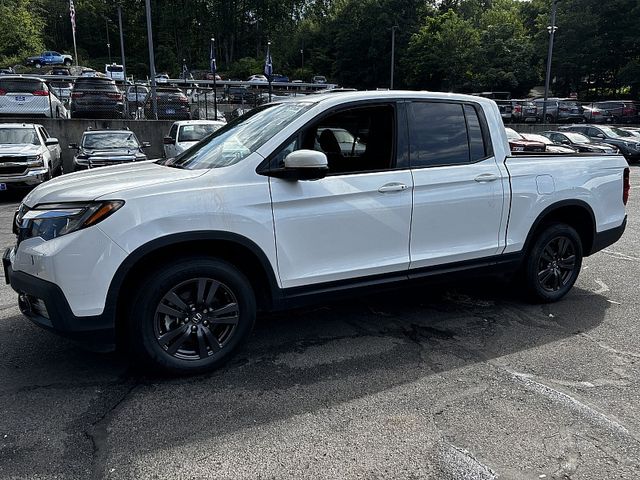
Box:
[523,223,583,303]
[64,59,72,66]
[128,257,256,375]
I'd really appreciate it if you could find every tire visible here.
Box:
[64,59,72,66]
[545,114,554,124]
[128,257,256,375]
[523,223,583,303]
[34,62,42,69]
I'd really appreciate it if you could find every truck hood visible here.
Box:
[0,144,41,156]
[23,161,206,207]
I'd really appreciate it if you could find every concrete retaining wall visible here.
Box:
[0,118,174,172]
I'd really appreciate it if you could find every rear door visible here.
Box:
[269,102,413,288]
[408,101,506,269]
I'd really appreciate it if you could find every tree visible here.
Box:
[0,0,46,66]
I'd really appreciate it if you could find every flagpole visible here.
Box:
[69,0,78,67]
[266,41,272,103]
[211,37,218,121]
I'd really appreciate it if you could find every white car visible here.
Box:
[247,74,268,83]
[49,80,73,103]
[125,85,149,104]
[0,123,62,188]
[0,76,68,118]
[4,91,629,375]
[155,74,169,84]
[164,120,226,158]
[105,64,125,81]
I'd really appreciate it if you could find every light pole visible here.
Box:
[390,25,399,90]
[300,48,304,70]
[211,36,218,120]
[144,0,157,119]
[107,43,112,64]
[106,18,112,64]
[117,2,127,83]
[542,0,559,124]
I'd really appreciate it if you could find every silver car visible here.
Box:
[0,76,68,118]
[0,123,62,188]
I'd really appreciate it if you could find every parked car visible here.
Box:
[0,123,62,188]
[5,92,629,374]
[592,101,639,124]
[143,87,191,120]
[510,100,538,123]
[25,51,73,68]
[105,64,125,81]
[69,129,150,171]
[505,128,546,152]
[80,68,99,77]
[541,131,618,154]
[69,77,124,119]
[49,80,73,103]
[0,76,68,118]
[155,74,170,84]
[495,100,513,123]
[312,75,327,84]
[226,85,254,103]
[205,73,222,81]
[520,133,577,153]
[534,98,584,123]
[163,120,226,158]
[559,125,640,163]
[314,127,366,156]
[582,103,614,124]
[271,74,290,83]
[247,74,268,83]
[0,67,16,75]
[125,84,149,104]
[47,67,71,76]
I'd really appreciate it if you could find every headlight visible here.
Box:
[16,201,124,242]
[27,154,43,167]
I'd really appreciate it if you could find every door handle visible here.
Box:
[474,173,499,183]
[378,182,409,193]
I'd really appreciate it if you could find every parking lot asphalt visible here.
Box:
[0,167,639,480]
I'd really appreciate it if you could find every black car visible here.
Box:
[542,131,618,154]
[559,125,639,163]
[69,77,125,118]
[143,87,191,120]
[69,129,150,171]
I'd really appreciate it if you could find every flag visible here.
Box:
[210,41,216,73]
[264,45,272,78]
[69,0,76,33]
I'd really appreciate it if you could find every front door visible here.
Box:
[269,103,413,289]
[408,101,506,269]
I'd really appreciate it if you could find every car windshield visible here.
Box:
[599,126,634,138]
[564,132,591,143]
[0,128,38,145]
[178,124,222,142]
[82,132,139,149]
[162,102,312,170]
[505,128,522,140]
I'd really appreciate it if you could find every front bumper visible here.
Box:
[0,168,49,186]
[3,248,116,350]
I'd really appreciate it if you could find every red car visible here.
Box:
[505,128,546,152]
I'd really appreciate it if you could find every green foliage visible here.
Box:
[226,57,264,79]
[0,0,46,66]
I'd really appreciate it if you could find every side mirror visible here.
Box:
[271,150,329,180]
[68,143,78,149]
[141,141,151,148]
[45,137,59,146]
[561,139,570,145]
[595,133,605,139]
[163,136,175,145]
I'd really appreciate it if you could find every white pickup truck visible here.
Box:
[4,91,629,374]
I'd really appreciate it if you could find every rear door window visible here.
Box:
[408,102,488,167]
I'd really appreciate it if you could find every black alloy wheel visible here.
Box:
[129,258,256,374]
[523,223,583,303]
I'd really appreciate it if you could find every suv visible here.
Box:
[592,101,639,124]
[69,77,125,118]
[69,129,150,171]
[0,76,68,118]
[534,98,584,123]
[559,124,640,163]
[143,87,191,120]
[510,100,537,123]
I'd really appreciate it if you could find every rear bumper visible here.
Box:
[589,216,627,255]
[3,248,115,350]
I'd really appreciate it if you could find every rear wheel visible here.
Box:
[523,223,583,303]
[64,59,72,66]
[128,257,256,375]
[34,62,42,69]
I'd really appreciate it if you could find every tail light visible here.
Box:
[623,168,630,205]
[178,95,189,104]
[71,92,84,98]
[0,88,5,95]
[592,111,601,116]
[32,90,49,96]
[107,93,122,100]
[514,105,522,114]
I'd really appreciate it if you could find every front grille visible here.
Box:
[0,165,27,175]
[0,156,29,163]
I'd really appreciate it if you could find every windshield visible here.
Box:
[599,126,634,139]
[564,132,591,143]
[505,128,522,140]
[82,132,139,149]
[163,102,312,169]
[178,124,222,142]
[0,128,38,145]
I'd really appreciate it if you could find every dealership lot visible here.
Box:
[0,167,638,479]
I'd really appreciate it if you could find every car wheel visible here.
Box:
[523,223,583,303]
[128,257,256,375]
[545,114,554,124]
[64,59,72,66]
